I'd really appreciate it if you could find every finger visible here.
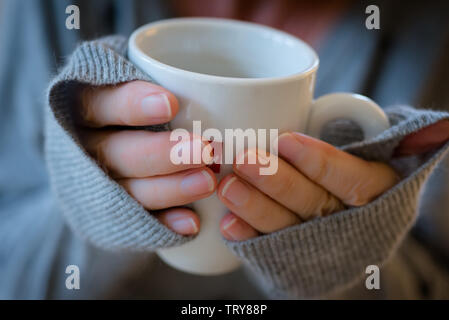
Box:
[220,213,259,241]
[217,174,300,234]
[79,80,179,127]
[278,132,398,206]
[234,149,344,220]
[81,130,213,178]
[119,168,216,210]
[395,120,449,156]
[156,208,200,236]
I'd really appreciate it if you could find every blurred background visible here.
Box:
[1,0,449,299]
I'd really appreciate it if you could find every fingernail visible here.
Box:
[222,217,239,240]
[290,132,307,145]
[223,217,238,231]
[181,170,215,196]
[278,132,304,147]
[171,217,198,234]
[141,93,171,119]
[221,177,250,206]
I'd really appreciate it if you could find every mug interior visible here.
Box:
[133,18,318,79]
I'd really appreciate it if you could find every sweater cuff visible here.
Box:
[226,107,449,299]
[45,36,190,251]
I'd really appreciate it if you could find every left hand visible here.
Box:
[217,120,449,241]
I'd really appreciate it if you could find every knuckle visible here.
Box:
[273,173,298,199]
[297,186,345,220]
[299,191,332,220]
[317,192,345,216]
[344,182,371,206]
[255,205,283,233]
[297,190,345,221]
[309,151,331,183]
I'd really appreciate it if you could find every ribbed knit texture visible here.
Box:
[46,36,190,250]
[45,36,449,298]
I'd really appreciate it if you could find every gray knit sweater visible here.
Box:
[46,36,449,299]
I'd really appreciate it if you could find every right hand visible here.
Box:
[76,80,216,236]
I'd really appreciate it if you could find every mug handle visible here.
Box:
[306,93,390,140]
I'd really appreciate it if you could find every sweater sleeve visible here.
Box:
[225,106,449,299]
[45,36,192,251]
[46,37,449,299]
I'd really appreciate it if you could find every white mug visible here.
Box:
[128,18,390,275]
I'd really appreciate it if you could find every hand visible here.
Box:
[217,121,449,241]
[77,81,216,236]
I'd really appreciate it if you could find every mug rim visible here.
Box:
[128,17,320,84]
